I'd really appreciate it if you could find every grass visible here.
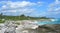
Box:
[0,19,5,23]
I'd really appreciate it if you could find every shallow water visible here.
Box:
[37,19,60,25]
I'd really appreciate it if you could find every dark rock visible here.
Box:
[28,24,60,33]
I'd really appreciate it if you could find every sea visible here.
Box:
[37,19,60,25]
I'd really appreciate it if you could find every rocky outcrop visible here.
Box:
[0,20,60,33]
[18,24,60,33]
[35,24,60,33]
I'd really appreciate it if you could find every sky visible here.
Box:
[0,0,60,18]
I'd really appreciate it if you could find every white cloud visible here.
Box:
[1,1,43,9]
[49,0,60,7]
[39,0,60,17]
[6,1,36,8]
[2,10,17,12]
[2,5,7,8]
[1,8,35,14]
[47,0,60,15]
[1,1,36,8]
[55,7,60,11]
[0,1,43,15]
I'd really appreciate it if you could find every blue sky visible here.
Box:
[0,0,60,18]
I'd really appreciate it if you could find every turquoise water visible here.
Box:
[37,19,60,25]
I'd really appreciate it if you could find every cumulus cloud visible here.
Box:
[47,0,60,15]
[55,7,60,11]
[0,1,43,16]
[37,0,60,18]
[2,1,36,8]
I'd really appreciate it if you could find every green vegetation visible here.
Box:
[0,19,5,23]
[0,13,50,20]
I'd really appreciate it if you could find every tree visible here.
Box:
[0,13,3,19]
[20,14,25,17]
[0,13,3,16]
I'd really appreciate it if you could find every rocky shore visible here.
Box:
[35,24,60,33]
[23,24,60,33]
[0,20,60,33]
